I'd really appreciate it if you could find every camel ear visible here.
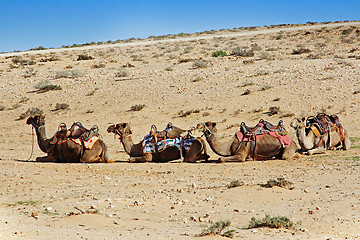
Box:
[212,122,216,128]
[121,123,127,129]
[301,117,305,122]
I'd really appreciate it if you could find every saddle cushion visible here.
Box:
[142,137,193,153]
[236,131,292,147]
[55,136,99,149]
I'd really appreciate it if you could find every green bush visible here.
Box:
[200,220,235,238]
[248,215,294,229]
[212,50,227,57]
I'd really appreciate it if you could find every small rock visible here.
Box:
[316,206,321,210]
[304,189,309,193]
[189,216,197,222]
[90,205,97,209]
[45,207,52,211]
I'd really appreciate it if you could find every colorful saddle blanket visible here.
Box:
[142,135,194,153]
[306,113,345,139]
[54,136,99,150]
[236,131,292,147]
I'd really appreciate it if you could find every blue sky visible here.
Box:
[0,0,359,53]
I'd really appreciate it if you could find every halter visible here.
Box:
[202,124,215,138]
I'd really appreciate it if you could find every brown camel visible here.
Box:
[26,114,112,163]
[290,117,351,155]
[196,122,297,162]
[107,122,210,163]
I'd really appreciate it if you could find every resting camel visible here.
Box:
[290,117,351,155]
[196,122,297,162]
[26,114,111,163]
[107,122,209,163]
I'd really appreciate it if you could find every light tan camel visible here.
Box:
[290,117,351,155]
[196,122,297,162]
[26,114,112,163]
[107,122,210,163]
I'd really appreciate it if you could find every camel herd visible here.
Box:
[26,113,351,163]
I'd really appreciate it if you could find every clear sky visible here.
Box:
[0,0,359,53]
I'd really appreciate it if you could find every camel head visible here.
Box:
[290,117,306,130]
[107,122,132,139]
[196,122,217,137]
[26,114,45,128]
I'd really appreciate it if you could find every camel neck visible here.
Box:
[206,133,233,157]
[34,125,52,153]
[120,135,134,155]
[296,127,316,150]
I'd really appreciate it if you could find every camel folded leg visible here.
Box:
[129,153,152,163]
[36,154,56,162]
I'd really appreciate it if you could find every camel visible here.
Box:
[196,122,297,162]
[290,117,351,155]
[26,114,111,163]
[107,122,210,163]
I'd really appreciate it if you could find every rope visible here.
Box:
[26,126,35,161]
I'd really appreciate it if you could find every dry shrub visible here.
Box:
[130,104,145,111]
[77,54,93,61]
[34,80,62,92]
[248,215,294,229]
[268,106,280,116]
[260,177,294,190]
[19,107,43,120]
[178,109,200,117]
[232,47,254,57]
[115,70,129,78]
[55,103,70,111]
[192,60,208,69]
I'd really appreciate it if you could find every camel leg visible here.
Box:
[342,129,351,150]
[281,141,297,160]
[129,153,152,163]
[307,146,326,155]
[184,140,210,163]
[217,154,247,162]
[36,154,56,162]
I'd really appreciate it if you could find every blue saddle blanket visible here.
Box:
[142,136,193,153]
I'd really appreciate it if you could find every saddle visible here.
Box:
[54,122,100,142]
[306,113,343,136]
[148,122,187,142]
[240,119,287,139]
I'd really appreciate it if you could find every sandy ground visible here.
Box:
[0,22,360,239]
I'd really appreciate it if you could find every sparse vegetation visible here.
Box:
[192,60,208,69]
[260,177,294,190]
[55,70,84,79]
[268,106,280,116]
[77,54,94,61]
[248,215,294,229]
[34,80,62,92]
[227,180,244,188]
[178,109,200,117]
[200,220,235,238]
[115,69,129,78]
[212,50,227,57]
[8,200,38,206]
[55,103,70,111]
[130,104,146,111]
[19,107,43,120]
[232,47,254,57]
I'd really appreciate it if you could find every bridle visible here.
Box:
[202,124,215,138]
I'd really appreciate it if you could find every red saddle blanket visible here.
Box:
[236,131,292,147]
[55,136,99,149]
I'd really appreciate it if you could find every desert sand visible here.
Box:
[0,22,360,239]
